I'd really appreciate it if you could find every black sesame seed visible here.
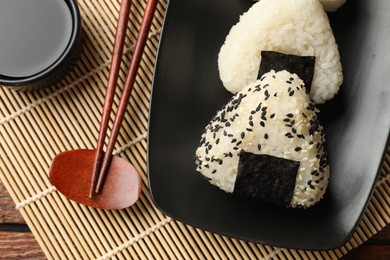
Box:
[241,132,245,139]
[260,121,265,127]
[262,106,267,111]
[233,147,239,150]
[270,113,275,119]
[212,169,217,174]
[258,144,262,151]
[249,115,253,120]
[216,138,220,144]
[288,87,292,92]
[231,139,237,143]
[289,91,295,96]
[289,77,294,81]
[228,134,233,137]
[223,130,227,136]
[286,113,294,118]
[246,128,253,132]
[219,160,223,165]
[285,133,293,138]
[286,81,292,84]
[225,122,231,127]
[274,93,278,97]
[306,104,315,111]
[263,84,269,88]
[295,147,302,152]
[283,118,290,122]
[249,121,253,127]
[256,103,261,112]
[236,141,242,146]
[264,133,269,139]
[261,115,267,121]
[292,128,297,134]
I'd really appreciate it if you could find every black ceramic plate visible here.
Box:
[148,0,390,250]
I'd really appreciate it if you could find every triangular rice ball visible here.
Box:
[218,0,343,104]
[195,70,329,208]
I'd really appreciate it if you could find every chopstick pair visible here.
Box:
[89,0,158,197]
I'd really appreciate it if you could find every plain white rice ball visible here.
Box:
[218,0,343,104]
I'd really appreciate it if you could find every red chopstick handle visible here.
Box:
[89,0,132,198]
[95,0,158,194]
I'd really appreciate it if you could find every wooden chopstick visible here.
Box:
[89,0,132,198]
[94,0,158,194]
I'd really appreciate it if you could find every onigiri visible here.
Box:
[218,0,343,104]
[195,70,329,208]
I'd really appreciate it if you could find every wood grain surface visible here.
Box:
[0,180,389,259]
[0,232,45,260]
[0,181,24,224]
[0,181,45,259]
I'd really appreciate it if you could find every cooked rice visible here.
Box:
[218,0,343,104]
[195,71,329,207]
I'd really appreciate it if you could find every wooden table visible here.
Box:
[0,180,389,259]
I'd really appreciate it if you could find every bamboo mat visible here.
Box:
[0,0,389,259]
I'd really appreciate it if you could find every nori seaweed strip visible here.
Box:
[233,151,300,207]
[258,51,315,93]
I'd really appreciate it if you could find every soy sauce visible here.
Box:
[0,0,73,77]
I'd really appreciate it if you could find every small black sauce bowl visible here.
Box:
[0,0,82,91]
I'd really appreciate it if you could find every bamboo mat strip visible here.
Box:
[0,1,389,259]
